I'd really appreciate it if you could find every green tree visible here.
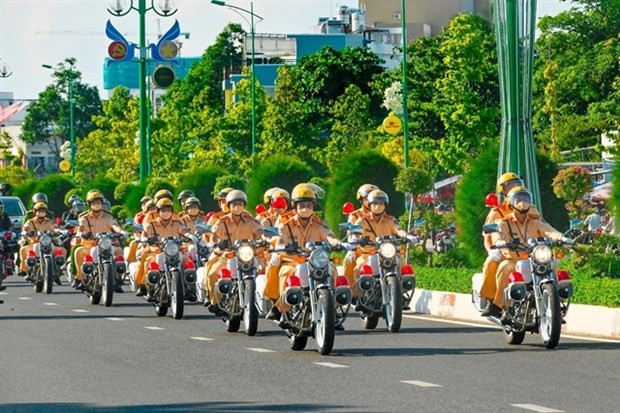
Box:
[21,58,102,161]
[552,166,593,218]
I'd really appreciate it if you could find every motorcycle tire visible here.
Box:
[34,280,43,293]
[315,289,335,356]
[504,327,525,345]
[155,304,168,317]
[102,263,114,307]
[289,334,308,351]
[226,316,241,332]
[243,279,259,336]
[89,291,101,305]
[361,313,379,330]
[384,276,402,333]
[540,283,562,349]
[43,256,54,294]
[171,270,184,320]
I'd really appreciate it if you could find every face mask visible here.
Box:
[513,202,530,214]
[297,207,313,219]
[159,210,172,220]
[230,204,244,216]
[370,203,385,214]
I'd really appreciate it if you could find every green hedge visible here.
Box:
[176,166,226,213]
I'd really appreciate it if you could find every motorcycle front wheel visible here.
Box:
[314,289,335,355]
[43,256,54,294]
[384,276,402,333]
[243,279,259,336]
[540,283,561,349]
[102,263,114,307]
[171,270,184,320]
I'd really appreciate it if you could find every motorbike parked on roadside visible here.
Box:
[0,227,18,289]
[22,230,68,294]
[80,232,127,307]
[472,223,574,349]
[434,224,456,254]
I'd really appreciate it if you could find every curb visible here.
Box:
[409,288,620,340]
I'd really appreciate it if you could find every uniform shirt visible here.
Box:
[134,212,146,225]
[181,213,206,232]
[79,211,119,235]
[259,209,281,227]
[212,212,262,243]
[207,211,225,227]
[353,212,404,241]
[144,218,188,239]
[276,213,336,249]
[23,217,57,233]
[348,207,369,224]
[493,211,562,260]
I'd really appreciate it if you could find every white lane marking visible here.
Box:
[105,317,123,321]
[72,309,90,313]
[247,348,275,353]
[404,314,620,343]
[43,302,59,306]
[18,297,32,300]
[190,336,214,341]
[0,292,8,295]
[401,380,442,388]
[144,326,165,331]
[511,404,564,413]
[314,362,349,368]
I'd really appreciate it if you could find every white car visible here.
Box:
[0,196,27,228]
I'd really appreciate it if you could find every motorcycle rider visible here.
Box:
[259,188,291,227]
[0,182,12,196]
[126,198,155,265]
[345,189,417,307]
[61,196,84,224]
[204,189,264,313]
[177,190,196,218]
[72,190,125,291]
[18,202,66,282]
[135,198,192,298]
[488,186,571,317]
[348,184,379,224]
[134,196,153,225]
[265,183,351,321]
[22,193,55,225]
[180,197,205,231]
[206,187,234,228]
[0,200,14,286]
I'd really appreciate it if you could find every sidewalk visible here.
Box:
[409,288,620,340]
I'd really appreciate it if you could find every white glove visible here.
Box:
[561,236,575,246]
[206,242,215,249]
[489,249,503,262]
[406,235,419,243]
[495,240,507,248]
[188,234,199,244]
[344,251,356,265]
[269,254,281,267]
[120,230,129,238]
[341,242,355,251]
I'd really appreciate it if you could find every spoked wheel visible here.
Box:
[384,276,402,333]
[540,283,562,349]
[43,257,54,294]
[171,270,184,320]
[243,279,259,336]
[102,263,114,307]
[314,289,335,355]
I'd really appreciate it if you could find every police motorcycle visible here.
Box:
[473,224,574,349]
[21,229,69,294]
[340,223,417,333]
[79,232,127,306]
[0,225,19,289]
[143,235,196,319]
[211,237,272,336]
[270,240,351,356]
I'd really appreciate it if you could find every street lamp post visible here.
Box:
[43,63,76,181]
[108,0,177,183]
[400,0,410,169]
[0,60,13,78]
[211,0,264,156]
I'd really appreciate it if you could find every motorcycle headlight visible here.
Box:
[98,236,113,251]
[237,245,254,263]
[532,244,553,264]
[164,241,180,257]
[40,234,52,247]
[309,249,330,268]
[379,242,397,259]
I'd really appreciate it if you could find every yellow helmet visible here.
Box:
[271,187,290,201]
[263,187,278,204]
[86,190,104,203]
[367,189,389,205]
[156,198,174,209]
[496,172,523,195]
[154,189,173,202]
[291,183,316,207]
[33,201,48,211]
[215,187,234,200]
[145,200,156,210]
[184,196,201,209]
[507,186,532,213]
[357,184,379,200]
[225,190,248,206]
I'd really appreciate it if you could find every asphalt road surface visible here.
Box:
[1,277,619,413]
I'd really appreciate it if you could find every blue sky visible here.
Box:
[0,0,574,100]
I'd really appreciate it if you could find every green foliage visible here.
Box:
[415,266,472,293]
[394,166,433,196]
[83,175,119,204]
[145,177,176,200]
[176,166,227,213]
[214,174,247,195]
[536,153,570,231]
[0,165,34,186]
[13,178,38,209]
[110,205,129,221]
[123,181,149,216]
[31,174,75,216]
[552,166,592,218]
[325,151,403,233]
[63,188,82,207]
[246,155,314,210]
[114,182,134,205]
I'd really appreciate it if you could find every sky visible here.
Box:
[0,0,574,100]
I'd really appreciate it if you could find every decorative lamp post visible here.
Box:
[0,60,13,78]
[211,0,264,156]
[400,0,410,168]
[107,0,177,182]
[43,63,76,181]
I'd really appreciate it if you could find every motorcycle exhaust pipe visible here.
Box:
[558,280,573,300]
[401,274,416,292]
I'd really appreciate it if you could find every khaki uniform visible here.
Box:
[20,217,65,273]
[74,212,120,281]
[269,213,338,311]
[490,210,562,308]
[181,213,206,232]
[347,207,369,224]
[206,212,262,304]
[136,218,188,287]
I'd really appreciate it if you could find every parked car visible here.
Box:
[0,196,27,229]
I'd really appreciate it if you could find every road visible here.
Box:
[1,277,619,413]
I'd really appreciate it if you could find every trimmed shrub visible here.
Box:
[176,166,226,213]
[325,150,403,233]
[114,182,134,204]
[213,174,247,195]
[538,152,570,231]
[32,174,76,217]
[13,178,39,209]
[84,175,119,204]
[246,155,315,210]
[123,181,149,216]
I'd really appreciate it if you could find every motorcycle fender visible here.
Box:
[515,260,533,283]
[367,254,380,274]
[295,263,310,288]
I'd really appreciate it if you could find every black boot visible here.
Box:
[266,306,282,320]
[481,303,502,317]
[135,286,147,297]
